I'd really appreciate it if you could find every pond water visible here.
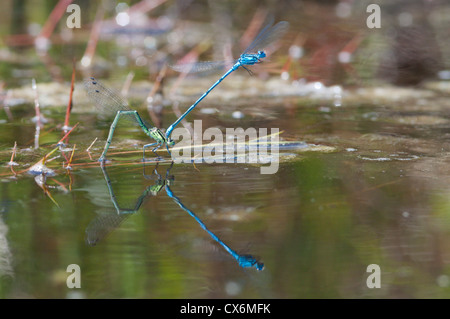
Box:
[1,0,450,299]
[2,89,450,299]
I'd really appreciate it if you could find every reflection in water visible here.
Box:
[165,179,264,271]
[86,163,264,270]
[85,164,165,246]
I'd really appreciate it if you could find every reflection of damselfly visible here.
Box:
[85,163,264,270]
[85,164,168,246]
[84,19,288,163]
[164,175,264,271]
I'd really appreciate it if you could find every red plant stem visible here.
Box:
[57,122,79,145]
[281,33,305,80]
[63,61,76,131]
[39,0,74,39]
[32,79,41,149]
[146,65,167,127]
[148,65,167,98]
[10,165,17,177]
[50,178,68,192]
[239,8,268,51]
[281,56,292,75]
[9,141,17,164]
[340,33,363,56]
[127,0,168,14]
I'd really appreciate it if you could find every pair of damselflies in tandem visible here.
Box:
[84,19,289,162]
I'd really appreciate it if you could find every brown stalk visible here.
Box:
[38,0,74,40]
[63,61,76,132]
[32,79,42,149]
[86,137,98,153]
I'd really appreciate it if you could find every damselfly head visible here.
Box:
[257,50,266,59]
[238,254,264,271]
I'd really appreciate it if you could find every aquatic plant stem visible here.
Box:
[63,61,76,133]
[32,79,41,149]
[38,0,74,40]
[86,137,98,153]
